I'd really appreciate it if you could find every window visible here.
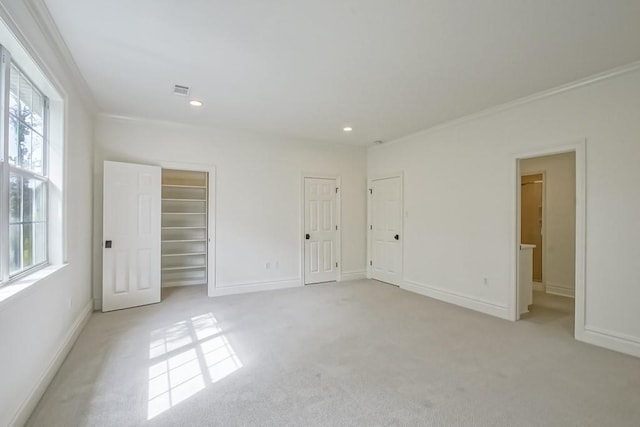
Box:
[1,50,50,282]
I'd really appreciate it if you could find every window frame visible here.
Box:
[0,45,50,285]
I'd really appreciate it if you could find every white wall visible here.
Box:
[93,116,367,306]
[520,153,576,297]
[368,66,640,357]
[0,1,94,426]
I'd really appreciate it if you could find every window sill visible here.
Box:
[0,264,68,310]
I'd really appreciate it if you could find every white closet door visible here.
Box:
[304,178,338,284]
[103,161,161,312]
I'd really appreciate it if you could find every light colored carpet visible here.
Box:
[531,290,575,314]
[27,280,640,426]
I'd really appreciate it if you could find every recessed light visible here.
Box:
[343,127,353,132]
[189,100,203,107]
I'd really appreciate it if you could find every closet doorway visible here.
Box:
[161,163,215,296]
[161,167,214,293]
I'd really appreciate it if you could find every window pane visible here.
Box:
[9,62,48,176]
[34,222,47,264]
[33,179,47,221]
[9,224,21,274]
[6,62,50,277]
[19,75,34,127]
[18,126,32,170]
[23,223,33,269]
[31,133,44,175]
[9,65,19,114]
[8,116,19,165]
[22,177,34,222]
[32,91,45,134]
[9,175,22,223]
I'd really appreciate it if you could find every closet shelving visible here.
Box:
[161,169,208,287]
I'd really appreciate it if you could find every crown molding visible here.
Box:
[23,0,97,113]
[376,60,640,149]
[97,112,367,151]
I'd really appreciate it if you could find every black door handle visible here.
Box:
[305,234,310,240]
[394,234,399,240]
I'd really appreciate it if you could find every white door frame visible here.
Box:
[161,161,216,297]
[511,140,586,340]
[366,172,404,285]
[300,173,341,285]
[520,170,547,291]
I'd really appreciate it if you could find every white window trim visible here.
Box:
[0,22,65,295]
[0,46,51,282]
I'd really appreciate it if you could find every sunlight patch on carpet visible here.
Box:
[147,313,242,420]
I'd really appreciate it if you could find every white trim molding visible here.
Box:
[22,0,97,111]
[401,279,511,320]
[532,281,545,292]
[545,282,575,298]
[211,277,301,297]
[377,60,640,149]
[9,300,92,427]
[581,326,640,359]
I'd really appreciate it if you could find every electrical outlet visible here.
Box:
[483,277,488,286]
[265,262,271,269]
[275,261,279,269]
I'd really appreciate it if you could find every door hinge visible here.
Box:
[370,225,372,230]
[335,187,339,193]
[336,262,338,268]
[369,260,372,266]
[335,225,338,230]
[369,188,373,194]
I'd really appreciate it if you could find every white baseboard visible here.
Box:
[580,325,640,358]
[546,282,575,298]
[340,270,366,281]
[10,300,93,427]
[532,281,545,292]
[209,277,301,297]
[401,280,510,320]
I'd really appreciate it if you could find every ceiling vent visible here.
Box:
[173,84,190,96]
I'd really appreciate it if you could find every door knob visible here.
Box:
[105,240,112,248]
[394,234,399,240]
[305,234,310,240]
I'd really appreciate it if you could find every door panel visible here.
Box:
[304,178,338,284]
[137,248,152,290]
[371,176,402,285]
[103,161,161,311]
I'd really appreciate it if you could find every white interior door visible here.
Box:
[103,161,161,312]
[304,178,338,284]
[370,176,402,285]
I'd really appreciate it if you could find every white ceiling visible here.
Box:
[44,0,640,145]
